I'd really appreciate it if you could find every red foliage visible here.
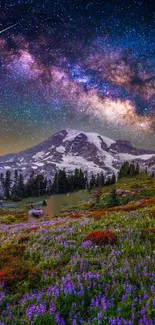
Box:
[84,229,117,245]
[0,262,30,285]
[0,243,42,287]
[27,226,39,232]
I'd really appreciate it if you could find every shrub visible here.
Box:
[18,235,30,244]
[150,209,155,217]
[106,187,119,207]
[83,229,117,245]
[42,199,47,207]
[0,262,30,286]
[144,228,155,234]
[141,228,155,243]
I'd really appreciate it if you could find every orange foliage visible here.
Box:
[108,198,155,212]
[144,228,155,234]
[87,209,108,219]
[69,213,82,219]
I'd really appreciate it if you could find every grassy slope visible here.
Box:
[0,174,155,325]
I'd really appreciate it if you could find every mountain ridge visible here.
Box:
[0,129,155,178]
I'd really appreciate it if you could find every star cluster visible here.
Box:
[0,0,155,154]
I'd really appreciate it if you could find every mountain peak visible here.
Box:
[0,129,155,179]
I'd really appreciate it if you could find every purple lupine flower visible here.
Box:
[101,296,107,312]
[152,298,155,308]
[55,312,61,323]
[26,303,46,321]
[49,300,55,314]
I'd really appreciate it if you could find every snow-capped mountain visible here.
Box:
[0,129,155,178]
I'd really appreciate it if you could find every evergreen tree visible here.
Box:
[0,173,4,199]
[74,168,80,190]
[58,169,68,194]
[105,175,111,185]
[107,187,119,207]
[18,173,25,198]
[42,199,47,206]
[53,171,59,194]
[96,173,100,188]
[11,170,20,200]
[47,179,52,195]
[78,169,85,190]
[89,174,96,189]
[118,161,139,178]
[145,167,148,174]
[100,172,105,187]
[110,172,116,184]
[4,170,11,199]
[84,171,88,189]
[67,174,75,192]
[135,163,140,175]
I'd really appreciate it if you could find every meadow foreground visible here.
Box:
[0,175,155,325]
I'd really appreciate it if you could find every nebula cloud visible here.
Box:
[0,0,154,153]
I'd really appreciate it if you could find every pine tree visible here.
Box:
[135,163,140,175]
[145,167,148,175]
[74,168,80,190]
[0,173,4,199]
[89,174,96,189]
[18,173,25,198]
[4,170,11,199]
[47,179,52,195]
[67,174,74,192]
[129,163,136,177]
[96,173,100,188]
[42,199,47,206]
[58,169,68,194]
[100,172,105,187]
[53,171,59,194]
[107,187,119,207]
[110,172,116,184]
[78,169,85,189]
[84,171,88,189]
[11,170,20,200]
[105,176,111,185]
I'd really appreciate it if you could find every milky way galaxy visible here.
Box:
[0,0,154,154]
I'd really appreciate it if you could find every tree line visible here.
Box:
[0,168,116,201]
[0,161,153,201]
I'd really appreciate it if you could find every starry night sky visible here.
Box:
[0,0,155,155]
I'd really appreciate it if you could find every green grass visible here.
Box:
[0,174,155,324]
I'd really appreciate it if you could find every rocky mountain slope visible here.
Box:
[0,129,155,178]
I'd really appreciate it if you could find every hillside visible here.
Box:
[0,173,155,324]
